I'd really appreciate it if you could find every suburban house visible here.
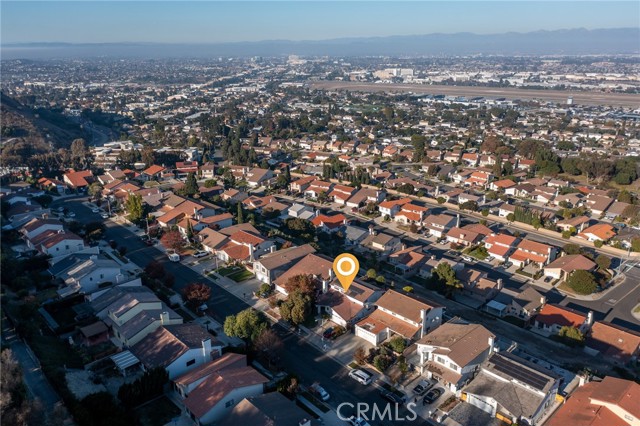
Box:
[394,203,429,226]
[463,352,561,426]
[273,253,333,295]
[310,213,347,233]
[221,189,248,204]
[30,230,85,260]
[345,188,386,209]
[140,164,166,181]
[355,290,444,346]
[175,161,199,179]
[546,376,640,426]
[378,198,412,218]
[290,176,316,193]
[533,304,593,336]
[48,254,126,297]
[253,244,316,284]
[577,223,617,242]
[344,225,369,247]
[556,216,591,233]
[78,322,110,347]
[424,214,457,239]
[446,227,482,247]
[419,257,464,280]
[483,233,518,263]
[131,323,222,379]
[543,254,597,281]
[360,229,403,257]
[585,321,640,365]
[90,285,183,347]
[509,239,556,269]
[497,203,516,218]
[485,286,546,322]
[21,217,64,240]
[216,392,315,426]
[304,180,333,198]
[63,170,94,190]
[174,353,268,425]
[287,203,315,220]
[329,184,356,205]
[216,229,275,264]
[388,246,428,276]
[489,179,516,192]
[316,279,383,326]
[416,321,495,392]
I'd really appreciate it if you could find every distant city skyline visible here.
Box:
[1,1,638,45]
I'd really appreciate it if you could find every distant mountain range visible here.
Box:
[2,28,639,59]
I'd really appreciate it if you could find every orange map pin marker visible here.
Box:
[333,253,359,292]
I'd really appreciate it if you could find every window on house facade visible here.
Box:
[186,359,195,367]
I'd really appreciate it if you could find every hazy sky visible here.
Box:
[2,1,638,44]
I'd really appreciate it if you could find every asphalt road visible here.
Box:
[308,81,640,108]
[56,198,416,425]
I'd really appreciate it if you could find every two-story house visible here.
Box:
[378,198,412,219]
[509,239,556,269]
[424,214,458,239]
[416,321,495,392]
[316,279,383,326]
[483,233,518,263]
[464,352,561,426]
[253,244,316,284]
[355,290,443,346]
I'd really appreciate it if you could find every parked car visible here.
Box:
[91,207,100,213]
[461,255,475,263]
[422,387,444,405]
[310,383,330,401]
[167,252,180,262]
[348,369,372,385]
[412,379,435,396]
[348,417,371,426]
[67,212,76,218]
[380,389,405,405]
[193,251,208,258]
[101,212,110,219]
[322,327,335,339]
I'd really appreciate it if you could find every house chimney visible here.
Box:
[401,243,406,250]
[249,244,255,262]
[496,279,503,290]
[488,336,495,354]
[298,419,311,426]
[322,279,328,294]
[456,214,460,228]
[435,186,440,196]
[430,255,436,260]
[160,311,170,325]
[586,310,594,326]
[328,268,334,280]
[270,245,276,253]
[201,338,212,361]
[369,225,375,235]
[540,296,546,306]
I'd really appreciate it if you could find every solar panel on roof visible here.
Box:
[490,355,550,391]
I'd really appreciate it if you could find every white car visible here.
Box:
[101,213,110,219]
[193,251,208,258]
[348,369,372,385]
[168,252,180,262]
[348,417,371,426]
[92,207,100,213]
[67,212,76,218]
[311,384,330,401]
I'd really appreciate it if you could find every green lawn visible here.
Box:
[217,266,240,277]
[135,396,181,426]
[227,269,254,282]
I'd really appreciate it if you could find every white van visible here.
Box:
[168,252,180,262]
[348,369,372,385]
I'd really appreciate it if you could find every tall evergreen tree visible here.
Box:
[183,172,198,197]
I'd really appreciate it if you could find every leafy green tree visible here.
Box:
[183,172,198,197]
[566,270,597,295]
[557,326,585,346]
[88,182,103,201]
[595,255,611,270]
[434,262,459,287]
[223,308,268,343]
[437,197,445,204]
[506,213,515,223]
[366,268,378,280]
[125,193,144,223]
[237,202,244,224]
[279,290,314,326]
[563,244,581,255]
[388,336,407,353]
[204,179,217,188]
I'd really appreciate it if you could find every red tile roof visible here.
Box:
[536,304,586,328]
